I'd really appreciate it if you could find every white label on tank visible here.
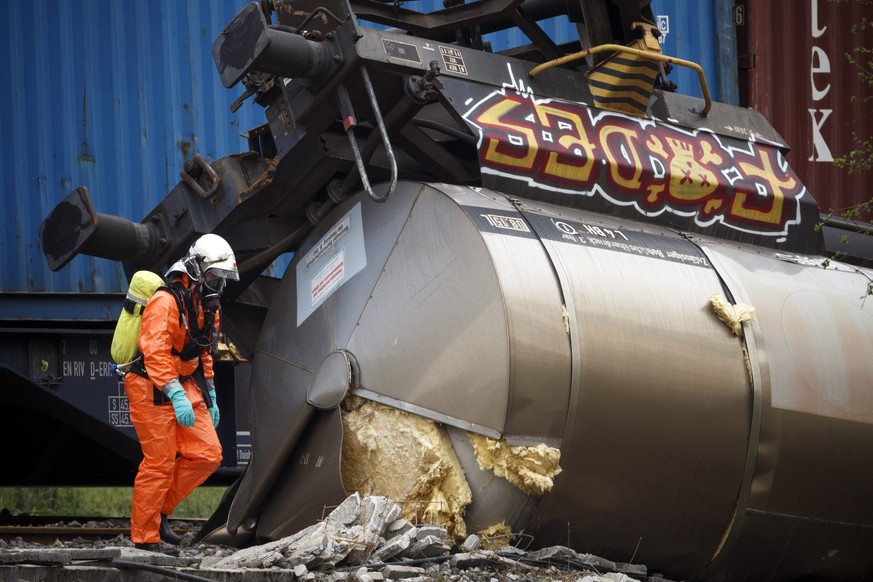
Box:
[297,203,367,325]
[481,214,530,232]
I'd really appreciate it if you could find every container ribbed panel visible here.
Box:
[1,1,262,296]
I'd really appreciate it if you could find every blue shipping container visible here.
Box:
[0,1,263,321]
[654,0,738,104]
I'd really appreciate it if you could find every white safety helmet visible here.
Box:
[166,233,239,293]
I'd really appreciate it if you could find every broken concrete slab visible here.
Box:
[450,550,538,572]
[414,525,447,542]
[523,545,647,579]
[460,534,480,552]
[379,564,428,579]
[385,519,415,538]
[400,535,450,559]
[369,531,412,563]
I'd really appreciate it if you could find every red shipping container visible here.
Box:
[737,0,873,222]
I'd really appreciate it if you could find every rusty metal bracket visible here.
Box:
[180,153,221,199]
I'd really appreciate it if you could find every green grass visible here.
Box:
[0,487,226,519]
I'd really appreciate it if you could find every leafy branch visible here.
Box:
[818,2,873,292]
[832,13,873,175]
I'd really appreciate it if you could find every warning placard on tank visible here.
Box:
[297,203,367,325]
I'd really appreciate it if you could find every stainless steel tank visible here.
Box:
[222,180,873,581]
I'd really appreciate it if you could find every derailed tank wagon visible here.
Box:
[39,0,873,580]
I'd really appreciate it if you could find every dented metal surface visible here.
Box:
[225,183,755,576]
[38,0,873,580]
[211,179,873,580]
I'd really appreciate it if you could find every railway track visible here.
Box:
[0,515,203,544]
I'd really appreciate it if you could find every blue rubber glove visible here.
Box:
[162,379,195,427]
[206,378,220,428]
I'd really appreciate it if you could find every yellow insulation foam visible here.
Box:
[340,397,472,539]
[477,522,515,550]
[710,292,756,337]
[467,433,562,497]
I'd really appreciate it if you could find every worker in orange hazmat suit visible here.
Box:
[123,234,239,552]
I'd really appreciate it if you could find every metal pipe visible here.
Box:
[39,186,158,271]
[213,2,335,88]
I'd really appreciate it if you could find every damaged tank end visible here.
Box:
[39,0,873,580]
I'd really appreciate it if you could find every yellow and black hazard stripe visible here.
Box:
[587,53,659,117]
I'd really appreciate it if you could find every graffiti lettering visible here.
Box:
[465,92,804,235]
[601,125,644,190]
[477,98,538,170]
[733,148,794,225]
[535,105,597,184]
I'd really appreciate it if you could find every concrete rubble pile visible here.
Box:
[208,493,451,570]
[205,493,666,581]
[0,493,676,581]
